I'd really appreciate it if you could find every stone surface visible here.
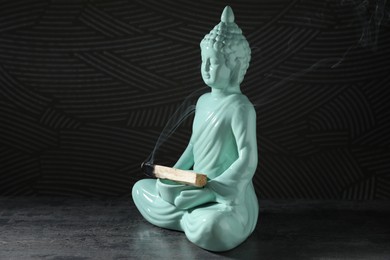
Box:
[0,197,389,259]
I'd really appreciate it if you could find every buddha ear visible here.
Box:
[230,58,241,85]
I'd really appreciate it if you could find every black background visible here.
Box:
[1,0,389,199]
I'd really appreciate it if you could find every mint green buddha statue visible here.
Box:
[132,6,258,252]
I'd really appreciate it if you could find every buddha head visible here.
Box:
[200,6,251,91]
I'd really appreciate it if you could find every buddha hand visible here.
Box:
[174,186,216,210]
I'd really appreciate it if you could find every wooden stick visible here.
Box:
[142,163,207,187]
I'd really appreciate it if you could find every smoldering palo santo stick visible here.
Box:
[142,162,207,187]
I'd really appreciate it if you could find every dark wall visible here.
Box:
[1,0,389,199]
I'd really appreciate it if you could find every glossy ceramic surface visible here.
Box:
[132,6,258,252]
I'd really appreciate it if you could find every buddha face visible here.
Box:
[201,47,233,90]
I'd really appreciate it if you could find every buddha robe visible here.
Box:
[132,92,259,252]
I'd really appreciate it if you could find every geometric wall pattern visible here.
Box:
[1,0,389,199]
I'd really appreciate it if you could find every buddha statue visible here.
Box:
[132,6,258,252]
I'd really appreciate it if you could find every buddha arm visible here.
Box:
[173,95,203,171]
[209,104,258,199]
[173,141,194,170]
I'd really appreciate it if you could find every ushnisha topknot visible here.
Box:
[200,6,251,84]
[221,4,235,23]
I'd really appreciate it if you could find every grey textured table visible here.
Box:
[0,197,389,259]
